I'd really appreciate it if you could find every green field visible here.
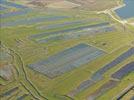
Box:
[0,0,134,100]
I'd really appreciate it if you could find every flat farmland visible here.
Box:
[0,0,134,100]
[68,0,120,10]
[11,0,120,11]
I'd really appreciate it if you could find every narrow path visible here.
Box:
[10,48,48,100]
[2,43,48,100]
[96,0,130,27]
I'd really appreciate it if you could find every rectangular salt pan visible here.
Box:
[111,62,134,79]
[29,43,106,78]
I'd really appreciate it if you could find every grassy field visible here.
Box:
[0,0,134,100]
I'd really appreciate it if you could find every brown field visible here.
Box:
[68,0,120,10]
[46,1,80,9]
[10,0,120,11]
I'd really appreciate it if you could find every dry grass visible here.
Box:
[46,1,80,9]
[68,0,119,11]
[10,0,119,11]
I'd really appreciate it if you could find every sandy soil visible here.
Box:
[46,0,80,9]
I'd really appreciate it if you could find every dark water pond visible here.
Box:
[115,0,134,19]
